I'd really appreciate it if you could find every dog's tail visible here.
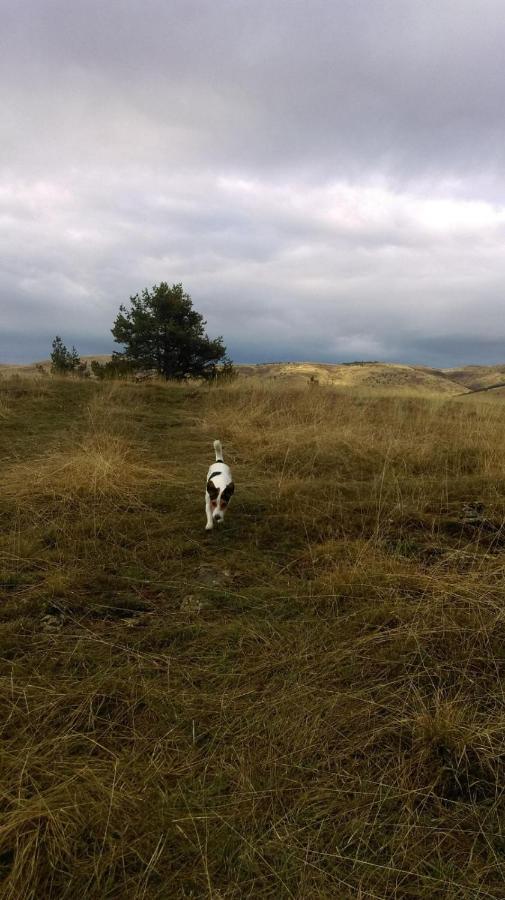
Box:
[213,439,224,462]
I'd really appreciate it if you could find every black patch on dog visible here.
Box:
[207,479,219,500]
[221,482,235,503]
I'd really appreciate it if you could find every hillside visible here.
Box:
[442,364,505,392]
[238,361,468,395]
[7,359,505,397]
[0,355,112,378]
[2,375,505,897]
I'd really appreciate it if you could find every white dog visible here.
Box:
[205,440,234,530]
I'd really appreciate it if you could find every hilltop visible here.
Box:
[4,359,505,398]
[5,358,505,396]
[0,355,112,378]
[4,354,505,396]
[236,361,468,395]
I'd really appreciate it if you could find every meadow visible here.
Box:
[1,373,505,898]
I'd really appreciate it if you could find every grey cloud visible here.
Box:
[4,0,505,177]
[2,1,505,365]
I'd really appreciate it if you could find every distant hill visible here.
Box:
[236,362,468,395]
[0,355,112,377]
[5,358,505,396]
[442,365,505,392]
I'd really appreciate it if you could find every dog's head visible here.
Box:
[207,479,235,524]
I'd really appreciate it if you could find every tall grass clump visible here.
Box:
[2,432,160,506]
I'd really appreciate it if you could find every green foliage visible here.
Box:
[111,282,227,380]
[50,336,81,374]
[214,354,238,384]
[76,361,90,378]
[90,357,136,380]
[90,360,106,380]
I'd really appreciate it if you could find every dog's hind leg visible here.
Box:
[205,492,214,530]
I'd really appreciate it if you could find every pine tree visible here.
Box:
[111,283,227,380]
[50,336,81,374]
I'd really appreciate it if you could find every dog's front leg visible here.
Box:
[205,492,213,530]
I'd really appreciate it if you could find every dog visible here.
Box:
[205,440,234,530]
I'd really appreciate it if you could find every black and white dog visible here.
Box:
[205,440,234,530]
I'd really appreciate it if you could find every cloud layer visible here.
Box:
[2,0,505,364]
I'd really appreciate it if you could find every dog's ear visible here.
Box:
[222,482,235,502]
[207,479,219,500]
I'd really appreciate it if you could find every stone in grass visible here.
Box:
[196,564,233,587]
[180,595,202,616]
[118,606,156,628]
[41,614,63,633]
[461,502,486,524]
[119,611,156,627]
[460,502,498,531]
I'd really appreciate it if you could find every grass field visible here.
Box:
[2,374,505,898]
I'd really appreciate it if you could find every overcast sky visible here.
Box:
[2,0,505,365]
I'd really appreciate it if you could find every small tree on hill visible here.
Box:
[91,358,136,380]
[214,354,238,384]
[111,283,228,380]
[50,336,81,374]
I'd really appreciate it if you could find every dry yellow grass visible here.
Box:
[0,394,11,419]
[1,374,505,897]
[1,432,162,505]
[205,379,505,481]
